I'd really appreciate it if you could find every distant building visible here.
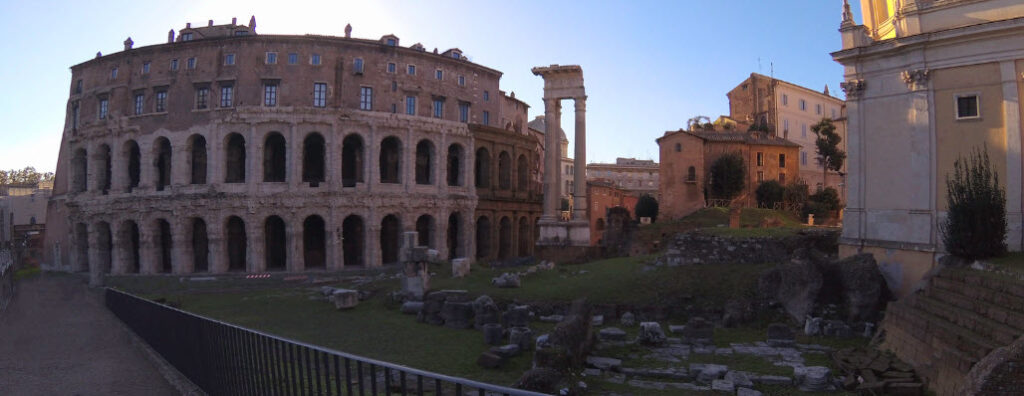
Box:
[586,180,639,246]
[586,158,659,199]
[527,115,574,199]
[0,181,52,248]
[657,130,801,220]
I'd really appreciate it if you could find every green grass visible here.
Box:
[14,266,41,280]
[987,252,1024,275]
[636,208,807,250]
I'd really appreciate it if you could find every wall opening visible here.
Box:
[225,133,246,183]
[157,219,172,273]
[498,151,512,190]
[342,134,364,187]
[303,133,326,184]
[415,140,434,185]
[75,222,88,272]
[517,154,528,192]
[192,218,209,272]
[226,216,247,271]
[380,214,401,265]
[154,137,172,191]
[121,220,140,273]
[498,216,512,259]
[263,133,287,182]
[476,216,491,259]
[416,214,435,248]
[190,135,208,184]
[379,137,401,184]
[342,215,365,267]
[447,144,463,186]
[475,148,490,188]
[71,148,87,193]
[98,144,112,194]
[518,216,530,257]
[304,215,326,269]
[96,222,112,274]
[125,140,141,191]
[447,212,462,259]
[264,215,287,271]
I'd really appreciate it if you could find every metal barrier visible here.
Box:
[105,288,549,396]
[0,249,13,312]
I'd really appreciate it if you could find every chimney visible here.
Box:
[208,19,214,27]
[95,52,102,59]
[249,16,256,30]
[232,17,237,25]
[344,24,352,38]
[168,29,175,43]
[186,22,191,28]
[124,37,134,51]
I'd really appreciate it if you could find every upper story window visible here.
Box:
[815,104,822,115]
[288,53,298,65]
[482,110,490,125]
[782,94,788,106]
[266,52,278,64]
[387,63,396,73]
[74,79,83,94]
[956,93,980,119]
[234,30,248,36]
[187,57,196,69]
[313,83,327,108]
[802,123,807,138]
[406,96,416,115]
[311,53,321,65]
[391,81,397,92]
[71,102,79,130]
[674,143,681,152]
[181,32,193,41]
[831,108,838,119]
[354,58,364,74]
[432,99,444,118]
[359,87,373,110]
[386,38,397,46]
[799,99,807,111]
[134,93,144,115]
[220,85,233,107]
[170,59,179,70]
[196,87,209,109]
[155,90,167,112]
[756,152,764,166]
[801,151,808,165]
[435,69,443,80]
[458,75,465,86]
[142,62,150,74]
[459,102,469,123]
[224,54,235,65]
[98,98,109,119]
[451,51,461,59]
[407,64,416,75]
[779,153,786,168]
[483,90,489,101]
[264,83,278,106]
[110,67,118,80]
[783,119,789,133]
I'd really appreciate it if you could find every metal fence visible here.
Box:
[105,289,549,396]
[0,248,14,312]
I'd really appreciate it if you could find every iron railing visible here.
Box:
[105,288,548,396]
[0,248,14,312]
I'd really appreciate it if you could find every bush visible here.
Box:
[783,179,809,206]
[756,180,785,208]
[942,147,1007,260]
[809,187,842,211]
[635,194,659,222]
[709,153,746,200]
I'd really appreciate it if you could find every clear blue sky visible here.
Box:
[0,0,862,173]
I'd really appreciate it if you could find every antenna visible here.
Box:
[770,62,774,79]
[758,57,762,73]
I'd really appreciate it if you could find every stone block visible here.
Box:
[509,326,535,351]
[491,272,520,288]
[691,363,728,384]
[591,315,604,326]
[451,258,470,278]
[482,323,504,345]
[504,305,531,327]
[767,323,796,347]
[725,370,754,388]
[440,301,474,329]
[711,379,735,393]
[330,289,359,309]
[539,314,564,323]
[737,387,763,396]
[490,344,520,358]
[598,327,627,341]
[476,351,505,369]
[637,322,666,345]
[400,301,423,314]
[681,317,714,344]
[619,311,636,326]
[585,356,622,371]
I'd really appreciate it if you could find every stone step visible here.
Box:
[887,299,997,361]
[924,286,1024,335]
[933,269,1024,304]
[882,305,978,376]
[930,273,1024,316]
[913,292,1022,347]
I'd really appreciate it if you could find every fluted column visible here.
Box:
[573,97,587,220]
[541,98,562,220]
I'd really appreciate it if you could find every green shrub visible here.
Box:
[942,147,1007,260]
[755,180,785,208]
[709,153,746,200]
[809,187,842,211]
[783,179,809,206]
[635,194,659,222]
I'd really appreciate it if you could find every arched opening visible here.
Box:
[415,140,434,185]
[475,148,490,188]
[74,223,89,272]
[303,133,326,184]
[189,135,207,184]
[264,216,287,271]
[475,216,491,259]
[263,133,287,182]
[121,221,140,273]
[303,215,326,269]
[124,140,141,191]
[96,222,112,274]
[154,137,172,191]
[225,133,246,183]
[447,212,462,259]
[498,151,512,190]
[380,214,401,265]
[71,148,87,193]
[518,216,530,257]
[342,134,364,187]
[416,215,435,248]
[342,215,365,267]
[596,218,606,230]
[191,218,209,272]
[517,154,528,192]
[447,144,463,186]
[379,136,401,184]
[156,219,172,273]
[498,216,512,259]
[98,144,111,194]
[226,216,247,271]
[687,166,696,182]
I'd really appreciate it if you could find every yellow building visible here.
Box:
[833,0,1024,296]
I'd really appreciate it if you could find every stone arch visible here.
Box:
[74,223,89,272]
[415,140,434,185]
[189,134,207,184]
[518,216,531,257]
[155,218,172,273]
[380,214,401,265]
[416,214,435,249]
[517,154,528,192]
[124,140,141,191]
[379,136,402,184]
[498,151,512,190]
[153,137,172,191]
[71,148,87,193]
[95,221,112,274]
[498,216,512,259]
[475,216,491,259]
[264,215,287,271]
[120,220,140,273]
[226,216,247,271]
[342,215,365,267]
[263,132,287,183]
[225,133,246,183]
[191,218,209,272]
[447,144,464,186]
[303,133,326,184]
[97,144,111,194]
[447,212,463,259]
[475,147,491,188]
[342,134,365,187]
[303,215,326,269]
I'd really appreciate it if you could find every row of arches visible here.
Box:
[473,147,530,191]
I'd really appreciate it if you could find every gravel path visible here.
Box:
[0,274,178,396]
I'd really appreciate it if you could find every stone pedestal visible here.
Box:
[536,218,590,247]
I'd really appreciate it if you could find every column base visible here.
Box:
[536,218,591,247]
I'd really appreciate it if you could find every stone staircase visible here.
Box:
[880,267,1024,395]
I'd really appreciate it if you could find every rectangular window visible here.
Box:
[406,96,416,115]
[799,99,807,111]
[313,83,327,107]
[224,53,235,65]
[816,104,822,115]
[75,80,82,94]
[956,94,980,119]
[155,91,167,112]
[181,32,193,41]
[134,93,144,115]
[220,85,233,107]
[757,171,764,183]
[482,110,489,125]
[756,152,764,166]
[407,64,416,75]
[391,104,397,113]
[391,81,397,92]
[266,52,277,64]
[831,108,837,119]
[142,62,150,74]
[311,53,321,65]
[459,102,469,122]
[110,67,118,80]
[779,153,786,168]
[359,87,373,110]
[458,76,465,86]
[387,62,396,73]
[187,57,196,69]
[98,98,108,119]
[779,173,786,184]
[435,69,443,80]
[801,151,808,165]
[782,94,788,106]
[264,84,277,106]
[802,124,807,138]
[196,87,209,109]
[433,99,443,118]
[170,59,179,70]
[288,53,298,64]
[72,102,80,129]
[783,119,789,133]
[483,90,489,101]
[354,58,364,74]
[386,38,396,46]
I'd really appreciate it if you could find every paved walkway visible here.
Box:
[0,274,178,396]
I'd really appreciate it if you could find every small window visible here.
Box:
[435,69,443,80]
[458,75,465,86]
[459,102,469,122]
[110,67,118,80]
[391,103,397,113]
[155,91,167,112]
[816,104,822,115]
[799,99,807,111]
[98,98,109,119]
[181,32,193,41]
[482,110,490,125]
[451,51,461,59]
[406,96,416,115]
[483,90,489,101]
[802,124,807,138]
[386,38,396,46]
[266,52,278,64]
[784,119,789,133]
[686,166,696,182]
[187,57,196,69]
[75,79,82,94]
[359,87,373,110]
[354,58,364,74]
[391,81,397,92]
[801,151,808,165]
[313,83,327,107]
[311,53,321,65]
[288,53,298,64]
[433,99,443,118]
[757,171,764,182]
[220,85,233,107]
[782,94,788,106]
[756,152,764,166]
[387,62,396,73]
[142,62,150,74]
[196,87,209,109]
[234,30,248,36]
[956,94,980,119]
[407,64,416,75]
[779,153,786,168]
[674,143,681,152]
[264,84,277,106]
[170,59,179,70]
[224,54,235,65]
[134,93,144,115]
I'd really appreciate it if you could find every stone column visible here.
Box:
[138,219,156,274]
[573,97,587,220]
[110,222,125,274]
[173,219,191,274]
[87,224,103,286]
[248,216,262,273]
[541,98,562,220]
[208,216,227,274]
[288,217,303,272]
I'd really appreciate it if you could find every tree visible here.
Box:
[811,118,846,189]
[942,147,1007,260]
[0,166,47,185]
[687,115,712,131]
[755,180,785,208]
[708,153,746,201]
[635,194,659,222]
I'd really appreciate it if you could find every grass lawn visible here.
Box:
[635,208,809,251]
[987,252,1024,275]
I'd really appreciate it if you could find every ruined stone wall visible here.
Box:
[656,229,838,267]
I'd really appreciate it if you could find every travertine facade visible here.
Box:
[45,18,541,277]
[586,158,659,199]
